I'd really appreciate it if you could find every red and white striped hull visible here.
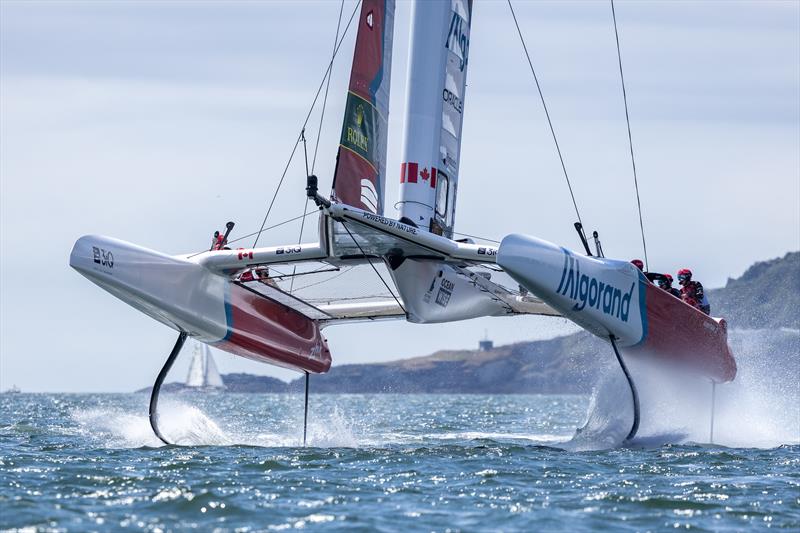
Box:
[70,235,331,373]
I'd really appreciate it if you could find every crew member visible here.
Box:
[211,230,226,251]
[632,258,663,284]
[678,268,710,314]
[657,273,681,299]
[255,266,277,287]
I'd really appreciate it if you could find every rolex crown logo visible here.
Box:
[356,104,364,127]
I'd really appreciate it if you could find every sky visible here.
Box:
[1,0,798,392]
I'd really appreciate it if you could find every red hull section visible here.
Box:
[333,0,394,214]
[214,284,331,374]
[628,283,736,382]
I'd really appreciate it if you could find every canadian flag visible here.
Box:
[400,162,436,188]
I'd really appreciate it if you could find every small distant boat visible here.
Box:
[3,385,21,394]
[185,341,226,391]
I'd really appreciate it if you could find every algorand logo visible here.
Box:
[556,249,635,322]
[445,11,470,72]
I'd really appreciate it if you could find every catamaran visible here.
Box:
[70,0,736,445]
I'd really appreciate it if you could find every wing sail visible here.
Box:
[397,0,472,237]
[331,0,395,215]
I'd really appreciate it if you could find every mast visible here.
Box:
[398,0,472,237]
[331,0,396,214]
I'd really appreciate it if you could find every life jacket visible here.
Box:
[681,280,704,309]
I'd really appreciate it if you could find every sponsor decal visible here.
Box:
[435,278,454,307]
[442,88,463,114]
[556,249,635,322]
[422,275,438,304]
[276,246,302,255]
[360,212,418,235]
[445,10,470,72]
[92,246,114,268]
[356,104,364,126]
[346,110,369,153]
[477,247,497,257]
[340,94,375,163]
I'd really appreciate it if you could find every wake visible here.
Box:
[72,400,358,449]
[70,331,797,451]
[566,328,800,450]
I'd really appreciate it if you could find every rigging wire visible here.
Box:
[252,0,362,248]
[611,0,649,270]
[341,221,407,315]
[290,265,356,293]
[187,210,318,259]
[226,210,318,247]
[507,0,584,228]
[312,0,346,174]
[289,130,313,294]
[292,0,344,292]
[451,230,501,244]
[291,0,345,294]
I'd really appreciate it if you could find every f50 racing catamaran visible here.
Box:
[70,0,736,445]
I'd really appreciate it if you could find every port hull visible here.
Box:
[69,235,331,373]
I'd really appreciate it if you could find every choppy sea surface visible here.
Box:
[2,369,799,532]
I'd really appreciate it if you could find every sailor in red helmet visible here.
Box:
[678,268,710,314]
[657,273,681,299]
[632,258,663,284]
[211,230,226,251]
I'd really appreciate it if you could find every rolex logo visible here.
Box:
[356,104,364,126]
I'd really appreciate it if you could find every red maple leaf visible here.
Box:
[420,167,429,181]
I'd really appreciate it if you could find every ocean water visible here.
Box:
[2,363,799,533]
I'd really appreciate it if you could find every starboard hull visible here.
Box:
[498,234,736,383]
[69,235,331,373]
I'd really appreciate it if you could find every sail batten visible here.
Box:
[331,0,396,215]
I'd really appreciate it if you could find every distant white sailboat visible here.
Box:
[185,341,225,390]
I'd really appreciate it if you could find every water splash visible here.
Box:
[566,328,800,450]
[73,401,230,448]
[72,399,361,449]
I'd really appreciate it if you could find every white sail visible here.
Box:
[203,344,225,389]
[185,341,225,389]
[185,342,205,387]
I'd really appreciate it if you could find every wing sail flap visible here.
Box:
[331,0,395,214]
